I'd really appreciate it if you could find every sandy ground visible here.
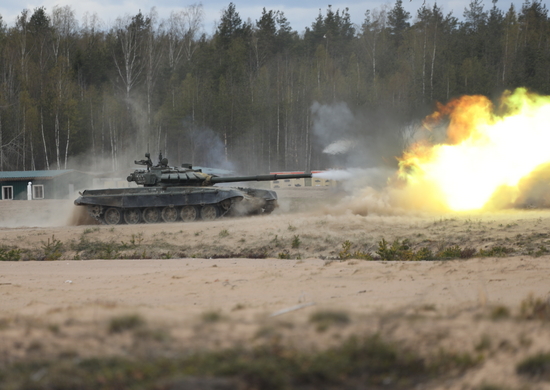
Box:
[1,190,550,389]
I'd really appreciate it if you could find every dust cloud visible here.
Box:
[0,200,90,228]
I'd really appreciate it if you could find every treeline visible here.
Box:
[0,0,548,173]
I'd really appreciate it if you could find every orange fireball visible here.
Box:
[397,88,550,211]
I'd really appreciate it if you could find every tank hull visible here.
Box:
[74,186,277,225]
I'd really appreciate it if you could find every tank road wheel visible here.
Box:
[124,208,141,224]
[180,206,198,222]
[220,199,232,212]
[200,205,219,221]
[143,207,160,224]
[87,205,103,219]
[104,208,122,225]
[263,200,277,214]
[161,206,178,223]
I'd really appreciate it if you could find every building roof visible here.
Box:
[0,170,74,182]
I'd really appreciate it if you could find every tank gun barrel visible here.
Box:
[210,173,312,184]
[126,153,313,187]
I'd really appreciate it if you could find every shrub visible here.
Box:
[201,311,224,323]
[520,294,550,320]
[108,314,145,333]
[437,245,462,259]
[490,305,510,320]
[309,310,350,332]
[517,352,550,379]
[0,247,21,261]
[478,246,514,257]
[42,235,63,260]
[376,239,414,260]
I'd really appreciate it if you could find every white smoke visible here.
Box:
[322,139,354,155]
[313,167,395,191]
[313,169,353,181]
[311,102,355,148]
[188,127,236,171]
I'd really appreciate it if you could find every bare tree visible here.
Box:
[14,10,32,170]
[361,7,387,90]
[166,4,203,71]
[143,8,164,148]
[51,5,78,68]
[111,13,146,105]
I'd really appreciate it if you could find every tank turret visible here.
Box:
[75,153,312,225]
[126,153,312,187]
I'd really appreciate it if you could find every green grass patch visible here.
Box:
[347,238,513,261]
[478,246,514,257]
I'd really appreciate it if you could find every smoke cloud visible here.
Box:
[310,101,424,215]
[187,126,236,172]
[322,139,354,155]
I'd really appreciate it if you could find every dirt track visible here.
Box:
[1,193,550,389]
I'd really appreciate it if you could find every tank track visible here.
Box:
[87,199,277,225]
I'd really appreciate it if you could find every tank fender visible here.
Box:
[74,196,123,208]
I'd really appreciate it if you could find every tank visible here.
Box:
[74,153,312,225]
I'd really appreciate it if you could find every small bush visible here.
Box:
[490,305,510,320]
[0,247,21,261]
[309,310,350,332]
[278,251,291,259]
[474,334,492,352]
[459,247,477,258]
[376,239,414,260]
[478,246,514,257]
[42,235,63,260]
[520,294,550,320]
[376,238,398,260]
[201,311,224,323]
[72,237,122,260]
[129,233,144,246]
[517,352,550,379]
[108,314,145,333]
[291,235,301,249]
[339,240,353,260]
[437,245,462,259]
[339,240,372,260]
[415,247,434,260]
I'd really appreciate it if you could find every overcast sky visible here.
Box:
[0,0,518,34]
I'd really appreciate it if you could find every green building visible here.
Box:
[0,170,93,201]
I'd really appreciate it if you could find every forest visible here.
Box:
[0,0,548,174]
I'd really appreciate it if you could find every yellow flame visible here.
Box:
[398,88,550,211]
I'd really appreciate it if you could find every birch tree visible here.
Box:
[111,12,147,105]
